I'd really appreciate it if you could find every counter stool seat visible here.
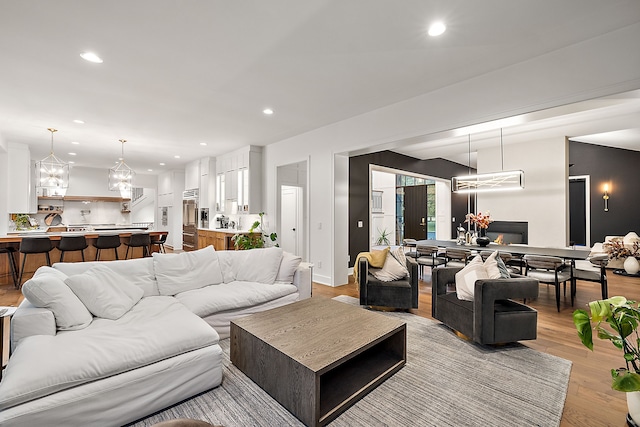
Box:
[93,235,122,261]
[151,234,167,254]
[18,237,53,286]
[58,235,88,262]
[125,233,151,259]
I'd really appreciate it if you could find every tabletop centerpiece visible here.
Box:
[604,238,640,275]
[465,211,493,247]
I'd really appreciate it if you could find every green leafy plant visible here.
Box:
[375,228,390,246]
[573,296,640,392]
[232,212,278,250]
[13,214,32,230]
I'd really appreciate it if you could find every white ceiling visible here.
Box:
[1,0,639,173]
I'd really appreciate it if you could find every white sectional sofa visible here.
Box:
[0,246,311,427]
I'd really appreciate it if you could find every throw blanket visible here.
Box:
[353,247,389,282]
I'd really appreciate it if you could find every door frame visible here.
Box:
[276,160,309,261]
[568,175,591,247]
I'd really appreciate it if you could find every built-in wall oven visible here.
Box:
[182,189,199,251]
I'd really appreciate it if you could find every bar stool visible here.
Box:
[93,235,122,261]
[150,233,167,254]
[125,233,151,259]
[0,247,19,288]
[18,237,53,286]
[58,235,88,262]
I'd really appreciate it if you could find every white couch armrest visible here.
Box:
[10,299,56,353]
[293,262,313,300]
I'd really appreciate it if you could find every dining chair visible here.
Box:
[573,254,609,300]
[524,255,574,312]
[415,244,445,277]
[444,247,472,268]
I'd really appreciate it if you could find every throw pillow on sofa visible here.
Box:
[65,265,144,320]
[275,251,302,283]
[455,255,489,301]
[217,247,284,284]
[153,245,224,295]
[484,251,510,279]
[22,267,93,331]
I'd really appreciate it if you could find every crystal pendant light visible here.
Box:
[108,139,135,192]
[36,128,70,190]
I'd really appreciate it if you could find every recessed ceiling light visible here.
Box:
[159,162,165,166]
[147,169,153,172]
[69,161,75,164]
[68,152,77,156]
[73,119,85,124]
[263,108,274,115]
[428,22,446,37]
[200,142,207,146]
[80,52,103,63]
[71,141,80,145]
[174,155,180,159]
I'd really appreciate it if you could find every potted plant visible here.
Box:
[573,296,640,422]
[375,228,390,246]
[232,212,278,250]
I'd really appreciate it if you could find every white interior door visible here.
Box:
[281,186,302,255]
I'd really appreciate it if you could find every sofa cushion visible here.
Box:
[455,256,489,301]
[0,296,218,411]
[21,267,93,331]
[64,265,144,320]
[54,258,159,297]
[275,251,302,283]
[153,246,223,295]
[215,247,284,284]
[175,281,298,317]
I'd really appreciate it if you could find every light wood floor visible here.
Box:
[1,271,636,426]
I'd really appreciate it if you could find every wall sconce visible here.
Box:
[603,183,610,212]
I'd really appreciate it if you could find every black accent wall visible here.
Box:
[349,150,474,267]
[569,141,640,243]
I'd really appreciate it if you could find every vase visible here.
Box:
[628,391,640,424]
[624,257,640,275]
[476,229,490,247]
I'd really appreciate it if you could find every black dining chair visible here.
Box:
[18,237,53,286]
[58,235,88,262]
[125,233,151,259]
[93,235,122,261]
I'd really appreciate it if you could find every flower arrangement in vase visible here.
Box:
[465,211,493,246]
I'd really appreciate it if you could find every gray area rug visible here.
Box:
[132,296,571,427]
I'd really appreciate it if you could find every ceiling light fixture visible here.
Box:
[200,142,207,146]
[73,119,85,124]
[159,163,165,166]
[80,52,103,63]
[428,22,446,37]
[174,155,180,159]
[68,152,77,156]
[71,141,80,145]
[108,139,135,192]
[263,108,274,115]
[452,129,525,193]
[36,128,70,190]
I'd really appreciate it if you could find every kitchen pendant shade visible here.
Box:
[108,139,135,191]
[452,170,524,193]
[37,128,69,190]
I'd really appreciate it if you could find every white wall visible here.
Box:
[476,138,567,247]
[66,166,157,197]
[263,23,640,286]
[371,170,396,246]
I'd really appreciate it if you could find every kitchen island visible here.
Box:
[197,228,257,251]
[0,230,168,286]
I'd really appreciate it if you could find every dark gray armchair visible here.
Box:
[432,267,539,345]
[359,256,418,309]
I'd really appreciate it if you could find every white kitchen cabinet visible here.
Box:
[156,170,184,250]
[7,143,36,213]
[184,159,200,191]
[213,145,262,215]
[199,157,211,209]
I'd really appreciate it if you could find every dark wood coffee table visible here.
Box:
[230,298,406,427]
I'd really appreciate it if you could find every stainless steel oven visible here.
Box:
[182,189,199,251]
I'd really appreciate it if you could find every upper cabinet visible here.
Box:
[158,170,185,207]
[214,146,262,214]
[7,143,36,213]
[184,159,200,191]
